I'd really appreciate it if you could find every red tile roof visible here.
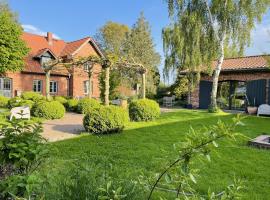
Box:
[21,32,102,75]
[213,55,269,71]
[60,37,90,57]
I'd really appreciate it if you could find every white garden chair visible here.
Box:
[10,106,31,120]
[257,104,270,116]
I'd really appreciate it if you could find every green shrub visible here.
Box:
[32,101,65,119]
[65,99,79,112]
[8,97,23,108]
[83,105,129,134]
[7,97,34,109]
[0,96,9,108]
[54,96,68,105]
[77,98,101,114]
[0,120,48,199]
[21,91,44,102]
[129,99,160,121]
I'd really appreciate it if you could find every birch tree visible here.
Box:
[166,0,270,111]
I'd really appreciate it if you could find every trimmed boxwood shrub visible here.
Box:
[77,98,101,114]
[0,96,9,108]
[32,101,65,119]
[65,99,79,112]
[54,96,68,105]
[83,105,129,134]
[129,99,160,121]
[7,97,35,109]
[21,91,45,102]
[8,97,23,108]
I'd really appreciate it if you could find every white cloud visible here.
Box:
[22,24,61,40]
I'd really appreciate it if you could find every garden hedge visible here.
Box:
[21,91,45,102]
[83,105,129,134]
[8,97,34,109]
[77,98,101,114]
[129,99,160,121]
[65,99,79,112]
[54,96,68,105]
[32,100,65,119]
[0,96,9,108]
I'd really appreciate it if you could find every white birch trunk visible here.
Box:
[210,34,226,109]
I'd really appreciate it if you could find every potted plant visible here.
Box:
[246,97,258,115]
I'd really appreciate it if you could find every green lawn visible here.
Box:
[38,110,270,199]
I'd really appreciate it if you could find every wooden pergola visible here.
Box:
[43,55,147,105]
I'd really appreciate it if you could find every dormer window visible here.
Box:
[41,56,52,65]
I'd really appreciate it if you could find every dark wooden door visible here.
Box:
[246,79,266,106]
[199,80,212,109]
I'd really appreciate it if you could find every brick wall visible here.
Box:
[6,72,68,97]
[191,71,270,108]
[71,41,102,98]
[3,41,102,98]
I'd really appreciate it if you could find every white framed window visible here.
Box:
[33,80,42,92]
[3,78,11,90]
[83,80,93,94]
[50,81,58,93]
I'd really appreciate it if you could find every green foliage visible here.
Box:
[129,99,160,121]
[41,162,145,200]
[147,115,245,199]
[124,12,161,94]
[83,105,129,134]
[54,96,68,105]
[21,91,45,102]
[77,98,101,114]
[32,101,65,119]
[208,105,223,113]
[99,69,121,102]
[8,97,35,109]
[0,120,48,199]
[95,21,130,56]
[0,96,9,108]
[0,3,29,74]
[165,0,270,108]
[65,99,79,112]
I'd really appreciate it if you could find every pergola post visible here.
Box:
[104,65,110,106]
[141,69,146,99]
[88,72,92,99]
[45,70,51,100]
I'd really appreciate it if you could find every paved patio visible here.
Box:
[42,112,84,142]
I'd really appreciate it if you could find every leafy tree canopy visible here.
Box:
[124,12,161,94]
[165,0,270,109]
[95,21,129,56]
[0,3,29,74]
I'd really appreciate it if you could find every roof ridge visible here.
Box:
[224,54,269,60]
[23,31,64,41]
[67,36,91,44]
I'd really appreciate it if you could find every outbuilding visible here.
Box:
[191,55,270,110]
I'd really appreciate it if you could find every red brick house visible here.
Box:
[191,55,270,110]
[0,32,104,98]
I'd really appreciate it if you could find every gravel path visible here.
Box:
[42,112,84,142]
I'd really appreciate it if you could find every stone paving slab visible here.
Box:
[42,112,84,142]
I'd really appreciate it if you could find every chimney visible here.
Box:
[47,32,53,45]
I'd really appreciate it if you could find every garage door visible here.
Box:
[246,79,266,106]
[199,80,212,109]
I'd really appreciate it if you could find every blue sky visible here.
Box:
[8,0,270,81]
